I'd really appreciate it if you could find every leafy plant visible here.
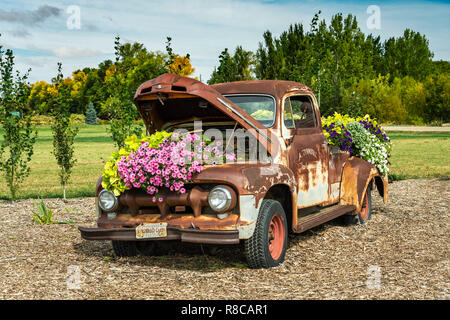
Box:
[31,199,54,225]
[0,35,38,201]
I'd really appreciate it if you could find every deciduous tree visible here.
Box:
[0,37,37,200]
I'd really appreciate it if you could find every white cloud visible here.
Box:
[52,46,103,58]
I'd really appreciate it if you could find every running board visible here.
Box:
[295,204,356,233]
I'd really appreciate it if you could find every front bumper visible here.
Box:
[78,226,240,245]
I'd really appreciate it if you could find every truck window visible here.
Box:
[226,95,276,127]
[289,96,317,129]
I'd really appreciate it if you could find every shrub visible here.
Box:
[30,114,54,125]
[69,114,85,125]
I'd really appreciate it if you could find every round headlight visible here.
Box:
[98,189,118,212]
[208,186,234,213]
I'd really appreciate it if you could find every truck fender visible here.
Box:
[339,157,388,213]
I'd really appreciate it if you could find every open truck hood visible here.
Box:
[133,73,279,157]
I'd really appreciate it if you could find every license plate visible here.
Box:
[136,223,167,239]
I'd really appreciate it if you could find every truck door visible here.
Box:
[284,95,330,208]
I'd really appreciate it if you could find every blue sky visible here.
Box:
[0,0,449,83]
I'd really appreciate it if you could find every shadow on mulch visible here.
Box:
[72,217,353,272]
[73,239,248,272]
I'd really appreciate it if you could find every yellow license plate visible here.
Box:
[136,223,167,239]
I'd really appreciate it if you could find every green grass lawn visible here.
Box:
[386,131,450,180]
[0,126,448,200]
[0,125,118,200]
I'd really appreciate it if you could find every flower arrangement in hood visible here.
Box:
[102,131,236,200]
[322,113,392,176]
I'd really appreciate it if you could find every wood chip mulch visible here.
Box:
[0,179,448,300]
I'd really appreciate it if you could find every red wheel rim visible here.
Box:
[360,191,369,221]
[268,214,285,260]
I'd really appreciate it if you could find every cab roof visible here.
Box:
[211,80,313,99]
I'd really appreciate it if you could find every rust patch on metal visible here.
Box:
[119,186,214,218]
[97,213,239,231]
[192,163,296,209]
[340,157,388,212]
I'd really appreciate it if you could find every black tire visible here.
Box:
[111,240,138,257]
[345,186,372,225]
[245,199,288,268]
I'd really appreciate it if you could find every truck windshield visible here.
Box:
[225,95,275,127]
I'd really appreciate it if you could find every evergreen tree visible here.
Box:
[85,101,98,125]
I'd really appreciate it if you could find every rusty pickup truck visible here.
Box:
[79,73,388,268]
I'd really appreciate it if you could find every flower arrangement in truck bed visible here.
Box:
[322,113,392,176]
[102,131,236,200]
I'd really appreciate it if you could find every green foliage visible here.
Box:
[342,73,450,124]
[253,12,376,115]
[27,36,168,117]
[208,46,254,84]
[101,36,171,148]
[31,198,54,225]
[85,101,98,125]
[50,63,80,199]
[382,29,434,81]
[30,114,54,125]
[423,72,450,124]
[0,36,38,200]
[69,114,86,125]
[342,75,407,123]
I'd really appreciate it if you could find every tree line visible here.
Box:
[209,12,449,125]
